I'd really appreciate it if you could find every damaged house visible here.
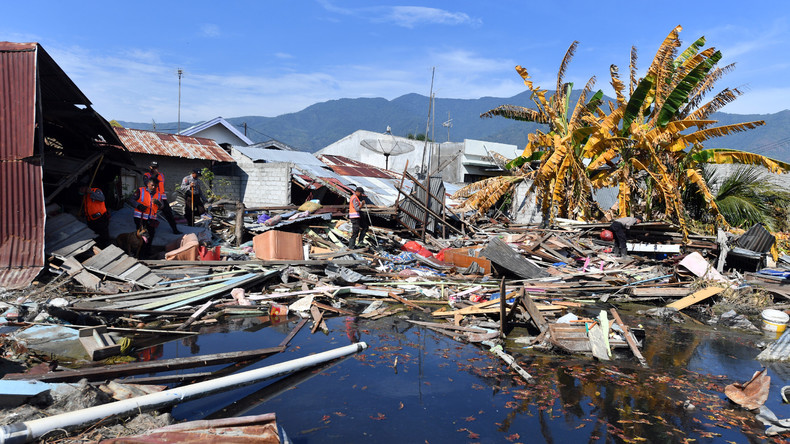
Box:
[0,42,134,289]
[113,127,238,202]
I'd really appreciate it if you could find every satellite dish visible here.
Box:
[360,137,415,170]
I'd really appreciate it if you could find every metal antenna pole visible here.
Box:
[420,67,435,177]
[177,68,183,134]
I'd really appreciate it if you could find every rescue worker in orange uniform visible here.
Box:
[79,178,110,247]
[130,177,164,257]
[143,161,180,234]
[348,187,369,248]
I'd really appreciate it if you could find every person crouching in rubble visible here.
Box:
[348,187,369,249]
[610,215,642,258]
[79,177,110,247]
[130,177,164,258]
[181,169,207,227]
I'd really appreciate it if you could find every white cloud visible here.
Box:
[201,24,221,38]
[274,52,294,59]
[317,1,479,28]
[384,6,479,28]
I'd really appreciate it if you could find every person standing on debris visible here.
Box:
[79,178,110,247]
[143,161,180,234]
[181,169,207,226]
[610,215,642,257]
[348,187,369,248]
[130,177,164,256]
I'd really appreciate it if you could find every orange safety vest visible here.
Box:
[143,171,166,197]
[134,186,161,220]
[83,188,107,221]
[349,194,361,218]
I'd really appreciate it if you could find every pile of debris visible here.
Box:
[2,184,790,441]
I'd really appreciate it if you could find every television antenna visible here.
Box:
[177,68,184,134]
[360,129,415,170]
[442,112,453,142]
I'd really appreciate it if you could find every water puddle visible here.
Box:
[132,311,790,442]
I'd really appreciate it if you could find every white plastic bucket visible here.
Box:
[761,309,789,333]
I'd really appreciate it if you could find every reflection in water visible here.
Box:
[152,311,786,443]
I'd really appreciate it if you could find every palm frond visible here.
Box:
[666,121,766,152]
[629,46,638,95]
[610,65,626,105]
[684,63,737,113]
[687,87,743,120]
[556,41,579,96]
[647,25,683,77]
[481,105,550,123]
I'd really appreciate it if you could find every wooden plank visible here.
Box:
[83,245,125,269]
[388,292,429,313]
[520,292,548,333]
[406,320,487,333]
[499,278,507,337]
[4,346,284,383]
[104,256,139,276]
[310,306,325,334]
[311,300,356,316]
[666,286,725,310]
[609,308,648,368]
[630,287,691,298]
[433,304,561,317]
[137,273,164,287]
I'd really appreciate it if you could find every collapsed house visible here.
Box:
[113,127,238,202]
[315,129,520,183]
[0,42,134,289]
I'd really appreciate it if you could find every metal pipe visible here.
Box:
[0,342,368,443]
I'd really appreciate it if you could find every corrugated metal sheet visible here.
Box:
[0,43,45,289]
[318,154,397,179]
[115,127,234,162]
[735,223,776,254]
[236,146,325,165]
[0,42,36,160]
[0,160,45,289]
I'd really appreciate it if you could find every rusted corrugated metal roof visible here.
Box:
[0,43,45,289]
[0,161,45,290]
[115,127,234,162]
[317,154,397,179]
[0,42,36,160]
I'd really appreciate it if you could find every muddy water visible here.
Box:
[135,311,790,443]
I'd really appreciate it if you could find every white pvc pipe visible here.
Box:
[0,342,368,444]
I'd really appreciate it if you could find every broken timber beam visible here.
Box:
[609,308,648,368]
[666,286,725,310]
[3,346,284,383]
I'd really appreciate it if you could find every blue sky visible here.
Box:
[3,1,788,123]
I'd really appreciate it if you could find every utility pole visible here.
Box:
[177,68,183,134]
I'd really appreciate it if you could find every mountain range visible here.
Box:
[119,92,790,163]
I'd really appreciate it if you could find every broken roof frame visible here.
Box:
[0,42,128,289]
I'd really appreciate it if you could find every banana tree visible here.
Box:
[454,41,605,223]
[583,25,787,238]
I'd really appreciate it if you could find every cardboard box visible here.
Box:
[253,230,304,260]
